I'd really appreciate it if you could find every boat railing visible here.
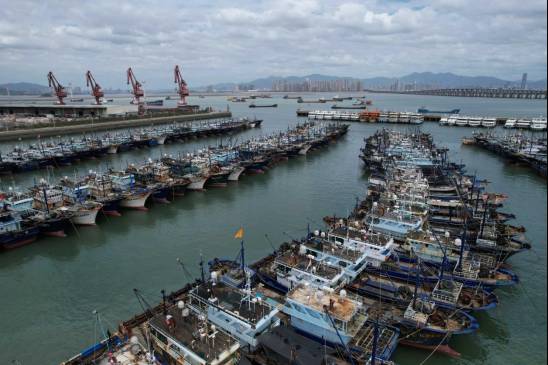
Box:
[431,280,463,305]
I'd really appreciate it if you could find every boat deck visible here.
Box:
[287,285,357,322]
[149,306,238,361]
[275,250,341,279]
[303,239,362,261]
[330,226,391,248]
[192,282,273,324]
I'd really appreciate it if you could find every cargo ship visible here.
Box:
[418,107,460,114]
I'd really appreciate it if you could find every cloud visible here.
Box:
[0,0,545,88]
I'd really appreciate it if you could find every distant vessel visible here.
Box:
[145,99,163,106]
[418,107,460,114]
[249,103,277,108]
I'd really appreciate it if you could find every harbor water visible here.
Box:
[0,93,546,364]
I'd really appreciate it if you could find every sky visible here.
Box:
[0,0,546,89]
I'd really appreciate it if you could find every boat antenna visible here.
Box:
[133,288,154,319]
[199,253,205,283]
[264,234,278,253]
[240,240,246,275]
[92,310,111,352]
[176,258,195,283]
[371,317,379,365]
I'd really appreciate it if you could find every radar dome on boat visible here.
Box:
[177,300,185,309]
[210,324,216,331]
[314,230,320,236]
[340,289,347,298]
[299,244,307,255]
[182,307,190,317]
[373,202,378,207]
[211,271,218,282]
[320,232,326,238]
[130,344,140,355]
[339,219,344,225]
[445,231,450,238]
[455,238,462,246]
[130,336,139,344]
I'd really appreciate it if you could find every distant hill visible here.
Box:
[0,82,50,95]
[365,72,547,90]
[198,72,547,91]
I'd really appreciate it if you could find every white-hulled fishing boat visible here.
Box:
[119,190,150,210]
[61,201,102,225]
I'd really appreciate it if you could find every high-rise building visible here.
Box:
[521,73,528,89]
[270,78,363,92]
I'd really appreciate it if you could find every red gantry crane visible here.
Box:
[174,65,189,106]
[127,67,145,105]
[86,70,104,105]
[47,71,68,105]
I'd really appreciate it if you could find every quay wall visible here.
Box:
[0,111,232,141]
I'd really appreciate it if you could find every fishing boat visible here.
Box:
[109,173,151,210]
[531,117,547,131]
[349,271,498,311]
[504,119,517,128]
[468,117,482,128]
[355,294,477,357]
[455,117,469,127]
[145,99,163,106]
[0,208,40,250]
[481,117,497,128]
[186,279,280,349]
[515,119,532,129]
[282,284,400,361]
[249,103,278,108]
[147,302,241,364]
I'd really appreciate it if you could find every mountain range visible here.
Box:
[1,72,546,94]
[200,72,547,91]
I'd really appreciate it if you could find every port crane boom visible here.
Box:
[47,71,67,105]
[126,67,144,105]
[85,70,104,105]
[174,65,189,106]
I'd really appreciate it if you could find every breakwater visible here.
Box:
[0,111,232,141]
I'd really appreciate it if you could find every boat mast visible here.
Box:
[323,305,356,365]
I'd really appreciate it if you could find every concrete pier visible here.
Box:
[0,111,232,141]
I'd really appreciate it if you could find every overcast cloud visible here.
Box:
[0,0,546,88]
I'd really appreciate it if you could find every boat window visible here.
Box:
[151,327,168,345]
[305,308,321,319]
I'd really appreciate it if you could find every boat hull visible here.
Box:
[187,176,209,190]
[70,207,101,225]
[120,192,150,209]
[0,228,40,250]
[228,166,245,181]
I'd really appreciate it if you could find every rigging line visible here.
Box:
[417,331,451,365]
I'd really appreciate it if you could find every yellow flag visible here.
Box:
[234,227,244,239]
